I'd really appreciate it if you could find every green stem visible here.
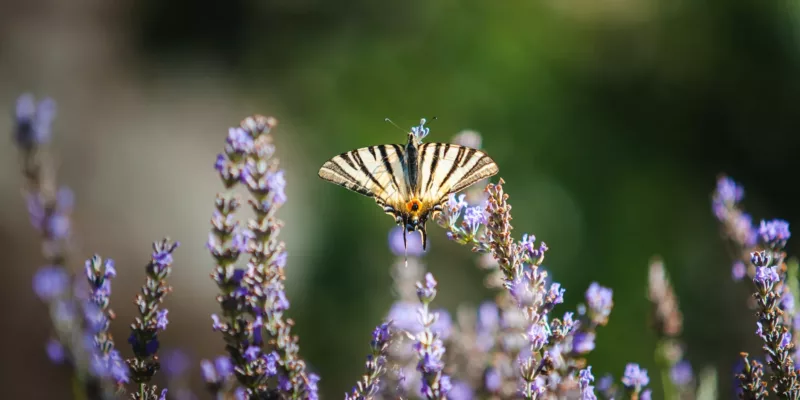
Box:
[72,375,87,400]
[655,340,678,400]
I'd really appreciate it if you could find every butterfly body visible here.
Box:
[318,121,498,250]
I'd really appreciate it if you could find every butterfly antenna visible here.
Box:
[384,117,408,134]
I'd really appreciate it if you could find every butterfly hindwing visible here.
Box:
[418,142,499,203]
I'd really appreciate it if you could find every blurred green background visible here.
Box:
[3,0,800,397]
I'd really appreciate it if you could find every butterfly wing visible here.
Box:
[417,142,499,205]
[318,144,410,212]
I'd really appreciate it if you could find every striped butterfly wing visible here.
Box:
[417,142,499,204]
[317,144,410,210]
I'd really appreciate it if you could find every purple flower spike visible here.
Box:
[211,116,316,399]
[758,219,791,249]
[128,238,179,384]
[412,272,450,400]
[346,322,394,400]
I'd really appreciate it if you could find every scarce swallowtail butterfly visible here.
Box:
[317,118,499,251]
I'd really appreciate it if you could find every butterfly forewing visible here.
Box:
[418,142,499,203]
[318,144,409,209]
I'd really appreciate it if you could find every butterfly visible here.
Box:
[317,119,499,251]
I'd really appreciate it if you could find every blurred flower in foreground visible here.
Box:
[14,93,56,147]
[389,226,427,257]
[413,273,452,400]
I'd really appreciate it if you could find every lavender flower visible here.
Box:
[387,302,452,339]
[389,226,426,257]
[13,94,121,397]
[621,363,650,397]
[201,356,234,396]
[14,93,56,147]
[585,283,613,326]
[526,322,549,351]
[579,367,597,400]
[712,175,744,218]
[670,360,693,386]
[571,332,596,354]
[33,266,69,301]
[736,352,768,399]
[647,258,683,339]
[411,118,431,141]
[346,322,394,400]
[758,219,791,250]
[210,115,315,399]
[733,261,747,281]
[712,175,757,248]
[83,254,128,389]
[127,238,179,396]
[447,380,474,400]
[412,273,451,400]
[748,250,800,397]
[162,349,191,378]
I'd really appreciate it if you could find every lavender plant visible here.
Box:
[208,115,317,399]
[13,95,179,399]
[345,322,393,400]
[18,98,784,400]
[14,93,131,398]
[84,254,128,396]
[127,238,180,399]
[647,258,697,399]
[711,175,800,399]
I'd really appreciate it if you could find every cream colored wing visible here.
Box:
[417,142,499,203]
[317,144,410,209]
